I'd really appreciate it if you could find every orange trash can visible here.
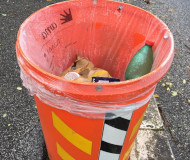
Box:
[16,0,174,159]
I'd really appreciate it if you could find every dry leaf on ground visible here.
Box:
[1,13,7,16]
[17,87,22,90]
[168,8,174,12]
[154,94,159,98]
[171,91,178,96]
[166,82,173,88]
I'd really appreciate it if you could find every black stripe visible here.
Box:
[100,141,122,154]
[105,116,130,131]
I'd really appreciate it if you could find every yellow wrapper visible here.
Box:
[88,69,111,81]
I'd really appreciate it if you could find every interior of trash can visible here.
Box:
[18,0,173,81]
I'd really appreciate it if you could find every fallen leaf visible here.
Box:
[161,15,168,18]
[34,105,37,108]
[176,30,181,35]
[145,0,150,4]
[17,87,22,90]
[183,80,186,84]
[171,91,178,96]
[177,144,183,148]
[1,13,7,16]
[188,99,190,104]
[154,94,159,98]
[166,82,173,88]
[167,87,170,91]
[187,68,190,77]
[0,41,4,46]
[162,83,166,87]
[168,8,174,12]
[9,13,16,17]
[8,124,11,126]
[3,113,7,118]
[46,0,52,1]
[174,50,179,56]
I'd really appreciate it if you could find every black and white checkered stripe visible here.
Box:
[98,111,133,160]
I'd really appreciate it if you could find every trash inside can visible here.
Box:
[16,0,174,159]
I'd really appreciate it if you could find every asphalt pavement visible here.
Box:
[0,0,189,160]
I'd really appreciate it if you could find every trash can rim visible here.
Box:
[16,0,174,89]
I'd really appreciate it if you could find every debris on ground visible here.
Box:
[17,87,22,90]
[168,8,174,12]
[166,82,173,88]
[171,91,178,97]
[153,94,160,98]
[144,0,150,4]
[2,113,7,118]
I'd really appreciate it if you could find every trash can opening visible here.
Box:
[17,0,174,82]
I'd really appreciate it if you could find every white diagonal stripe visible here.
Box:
[119,111,133,120]
[99,150,120,160]
[111,110,133,120]
[102,124,126,146]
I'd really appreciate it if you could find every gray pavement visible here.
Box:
[131,98,175,160]
[126,0,190,160]
[0,0,189,160]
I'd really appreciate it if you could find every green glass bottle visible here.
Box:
[125,44,153,80]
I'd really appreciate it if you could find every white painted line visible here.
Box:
[102,124,126,146]
[110,110,133,120]
[119,111,133,120]
[99,150,120,160]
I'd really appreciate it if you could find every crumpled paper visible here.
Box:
[60,56,111,82]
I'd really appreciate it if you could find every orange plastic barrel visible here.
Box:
[16,0,174,159]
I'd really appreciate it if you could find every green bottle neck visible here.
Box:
[145,44,152,48]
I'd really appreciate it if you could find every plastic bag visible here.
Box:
[16,0,174,119]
